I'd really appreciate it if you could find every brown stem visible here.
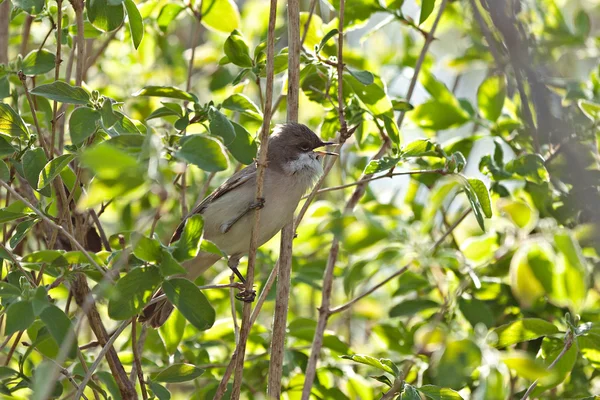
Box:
[267,0,301,395]
[83,24,122,80]
[132,318,148,400]
[19,72,51,158]
[229,0,278,396]
[50,0,64,159]
[69,0,85,86]
[72,278,136,399]
[0,1,9,64]
[20,15,33,56]
[3,331,24,366]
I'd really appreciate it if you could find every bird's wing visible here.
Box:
[170,164,257,243]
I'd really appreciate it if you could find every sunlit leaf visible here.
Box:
[38,154,75,189]
[22,49,55,75]
[151,363,205,383]
[133,86,198,103]
[477,75,506,121]
[176,135,229,172]
[492,318,560,348]
[0,103,29,137]
[124,0,144,49]
[30,81,91,105]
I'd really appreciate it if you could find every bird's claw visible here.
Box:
[235,288,256,302]
[250,197,265,210]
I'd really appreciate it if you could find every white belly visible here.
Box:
[201,169,309,256]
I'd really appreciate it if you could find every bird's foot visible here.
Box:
[235,288,256,302]
[250,197,265,210]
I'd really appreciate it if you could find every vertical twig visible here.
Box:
[267,0,300,397]
[20,15,33,56]
[50,0,63,158]
[301,1,448,398]
[181,14,202,217]
[131,318,148,400]
[219,1,278,398]
[69,0,85,86]
[229,273,240,344]
[0,0,10,64]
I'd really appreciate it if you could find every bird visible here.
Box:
[139,123,336,327]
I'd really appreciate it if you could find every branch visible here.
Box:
[229,0,278,396]
[302,2,448,398]
[304,169,445,198]
[330,208,470,314]
[83,24,122,80]
[0,242,37,287]
[0,1,9,64]
[74,320,132,400]
[131,318,148,400]
[50,0,64,158]
[267,0,301,396]
[69,0,85,86]
[521,331,574,400]
[0,180,108,278]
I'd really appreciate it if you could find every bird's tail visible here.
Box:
[139,289,174,328]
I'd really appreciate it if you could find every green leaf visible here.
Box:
[392,99,414,111]
[532,337,578,396]
[345,75,393,116]
[459,297,494,329]
[222,94,263,121]
[176,135,229,172]
[23,148,51,195]
[201,0,240,33]
[162,278,216,331]
[467,178,492,218]
[574,9,591,38]
[87,0,125,32]
[317,28,339,52]
[131,233,162,262]
[419,0,437,25]
[31,360,63,400]
[477,75,506,121]
[0,282,21,299]
[340,354,397,375]
[401,384,422,400]
[346,67,375,86]
[22,250,65,263]
[159,250,187,276]
[381,114,400,148]
[412,101,470,130]
[208,106,236,145]
[30,81,91,105]
[38,154,75,189]
[157,4,184,31]
[69,107,101,145]
[108,266,163,320]
[12,0,45,14]
[0,136,17,157]
[101,98,119,128]
[0,103,29,137]
[159,308,186,355]
[492,318,560,348]
[224,30,253,68]
[22,49,56,75]
[124,0,144,49]
[151,363,205,383]
[417,385,464,400]
[0,160,9,181]
[389,299,440,317]
[401,139,438,157]
[133,86,198,103]
[228,121,258,165]
[5,300,35,335]
[172,214,204,261]
[505,154,549,184]
[148,381,171,400]
[40,305,78,359]
[363,156,401,174]
[578,99,600,121]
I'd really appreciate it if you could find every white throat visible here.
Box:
[283,152,323,191]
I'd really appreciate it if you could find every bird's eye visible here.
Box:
[300,146,310,152]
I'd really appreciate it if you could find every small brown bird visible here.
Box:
[140,123,336,327]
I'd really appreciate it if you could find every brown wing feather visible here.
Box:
[170,164,257,244]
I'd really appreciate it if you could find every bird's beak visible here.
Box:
[314,141,338,156]
[314,150,338,156]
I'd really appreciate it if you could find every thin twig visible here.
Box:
[304,169,445,198]
[4,331,24,366]
[267,0,301,395]
[19,72,50,158]
[50,0,63,159]
[132,318,148,400]
[229,274,240,345]
[520,331,574,400]
[228,0,278,396]
[0,180,108,278]
[0,242,37,286]
[69,0,85,86]
[83,25,122,79]
[74,320,132,400]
